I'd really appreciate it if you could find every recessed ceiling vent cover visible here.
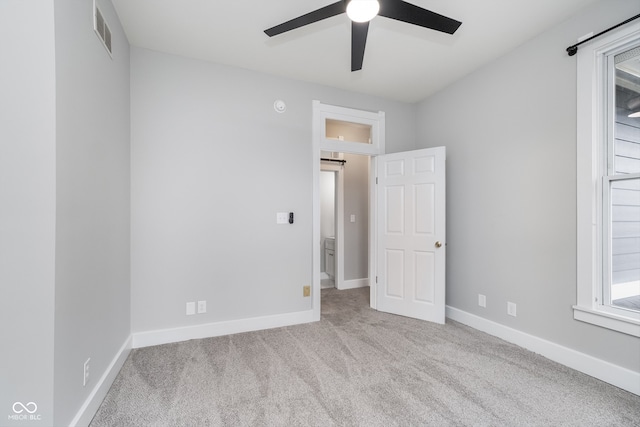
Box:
[94,2,112,57]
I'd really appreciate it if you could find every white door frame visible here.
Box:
[312,100,385,321]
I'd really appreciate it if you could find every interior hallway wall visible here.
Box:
[415,0,640,372]
[53,0,131,425]
[0,1,57,424]
[343,154,369,281]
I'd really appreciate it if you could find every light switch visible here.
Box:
[186,302,195,315]
[350,214,356,223]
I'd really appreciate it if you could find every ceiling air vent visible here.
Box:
[94,2,112,57]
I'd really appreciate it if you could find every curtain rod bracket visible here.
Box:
[566,13,640,56]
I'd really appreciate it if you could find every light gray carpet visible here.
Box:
[91,288,640,426]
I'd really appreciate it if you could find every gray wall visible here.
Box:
[0,2,56,425]
[53,0,131,425]
[130,47,416,333]
[416,0,640,371]
[343,153,370,281]
[1,1,131,426]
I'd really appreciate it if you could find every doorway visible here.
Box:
[320,153,371,291]
[320,164,340,289]
[311,101,385,321]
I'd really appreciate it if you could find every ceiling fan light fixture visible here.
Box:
[346,0,380,23]
[629,111,640,118]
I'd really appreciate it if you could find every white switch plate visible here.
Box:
[478,294,486,308]
[197,300,207,314]
[276,212,288,224]
[507,302,517,317]
[186,302,195,315]
[350,214,356,223]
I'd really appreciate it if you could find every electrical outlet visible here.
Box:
[478,294,486,308]
[507,302,517,317]
[83,358,90,386]
[276,212,288,224]
[197,300,207,314]
[186,302,195,315]
[303,285,311,297]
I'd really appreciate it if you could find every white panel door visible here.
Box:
[376,147,445,323]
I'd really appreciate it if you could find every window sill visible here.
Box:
[573,305,640,337]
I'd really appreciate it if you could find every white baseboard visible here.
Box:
[339,278,369,290]
[446,306,640,396]
[70,335,132,427]
[132,309,316,349]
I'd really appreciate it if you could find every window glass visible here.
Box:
[609,45,640,311]
[613,46,640,174]
[326,119,372,144]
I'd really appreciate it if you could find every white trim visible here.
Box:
[336,167,345,290]
[341,278,370,290]
[369,155,378,309]
[446,306,640,396]
[132,309,315,349]
[573,305,640,337]
[575,21,640,335]
[313,101,322,322]
[70,335,132,427]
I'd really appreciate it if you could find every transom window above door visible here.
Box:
[326,119,372,144]
[314,101,385,157]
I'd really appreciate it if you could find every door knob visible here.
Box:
[435,241,442,248]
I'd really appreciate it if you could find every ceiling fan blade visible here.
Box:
[351,21,369,72]
[265,1,347,37]
[378,0,461,34]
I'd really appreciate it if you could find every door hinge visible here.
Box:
[376,276,378,283]
[376,177,378,184]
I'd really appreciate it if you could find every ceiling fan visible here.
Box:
[264,0,462,72]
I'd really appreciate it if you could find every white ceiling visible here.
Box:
[112,0,598,103]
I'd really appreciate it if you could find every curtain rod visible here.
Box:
[321,158,346,165]
[566,13,640,56]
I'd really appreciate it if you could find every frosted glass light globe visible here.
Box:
[346,0,380,23]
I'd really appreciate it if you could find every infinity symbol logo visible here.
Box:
[13,402,38,414]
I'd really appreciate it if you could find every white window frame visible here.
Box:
[575,22,640,337]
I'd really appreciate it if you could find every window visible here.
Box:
[576,23,640,337]
[326,119,372,144]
